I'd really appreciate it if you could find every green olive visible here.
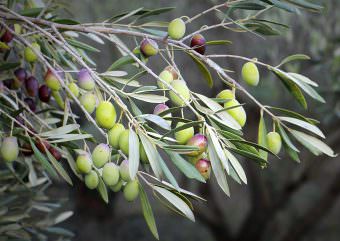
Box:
[102,162,120,186]
[123,180,139,202]
[266,132,282,155]
[169,79,190,106]
[0,137,19,162]
[242,62,260,86]
[95,101,117,129]
[224,99,246,127]
[174,122,194,145]
[92,143,111,168]
[76,154,92,174]
[108,123,125,149]
[168,18,186,40]
[118,129,130,155]
[85,170,99,189]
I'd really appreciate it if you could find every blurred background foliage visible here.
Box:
[53,0,340,240]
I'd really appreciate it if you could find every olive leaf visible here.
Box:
[129,129,140,180]
[139,184,159,240]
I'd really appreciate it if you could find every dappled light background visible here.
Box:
[55,0,340,240]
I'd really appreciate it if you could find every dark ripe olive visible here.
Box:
[0,29,13,43]
[38,85,51,103]
[190,34,206,55]
[36,139,50,153]
[49,146,62,160]
[24,98,36,112]
[25,76,39,97]
[14,68,27,83]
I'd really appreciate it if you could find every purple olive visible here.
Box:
[0,30,13,43]
[190,34,206,55]
[38,85,51,103]
[195,159,211,180]
[25,76,39,97]
[153,103,169,115]
[140,38,159,57]
[49,146,62,160]
[24,98,36,112]
[78,68,95,90]
[186,134,208,156]
[13,68,27,88]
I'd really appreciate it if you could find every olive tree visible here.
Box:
[0,0,335,240]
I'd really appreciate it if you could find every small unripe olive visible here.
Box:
[108,123,125,149]
[266,132,282,155]
[157,70,173,89]
[24,42,40,62]
[102,162,120,186]
[1,137,19,162]
[195,159,211,180]
[140,142,148,164]
[85,170,99,190]
[242,62,260,86]
[169,79,190,106]
[168,18,186,40]
[224,99,246,127]
[174,122,194,145]
[67,82,79,98]
[76,154,92,174]
[164,66,179,80]
[95,101,117,129]
[44,69,62,91]
[119,159,131,182]
[110,179,123,192]
[140,38,159,57]
[118,130,130,155]
[78,69,95,90]
[123,180,139,202]
[38,85,51,103]
[92,143,111,168]
[190,34,206,55]
[79,92,97,114]
[186,134,208,157]
[216,89,234,100]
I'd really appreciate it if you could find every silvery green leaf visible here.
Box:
[139,184,159,240]
[166,151,205,183]
[54,211,73,225]
[100,71,128,77]
[139,114,171,130]
[39,124,79,137]
[207,135,230,196]
[279,116,325,138]
[130,93,169,103]
[153,186,195,222]
[207,126,229,174]
[129,129,140,180]
[195,93,241,130]
[288,72,318,87]
[224,150,247,184]
[290,130,336,157]
[258,112,268,160]
[138,132,162,178]
[46,150,73,186]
